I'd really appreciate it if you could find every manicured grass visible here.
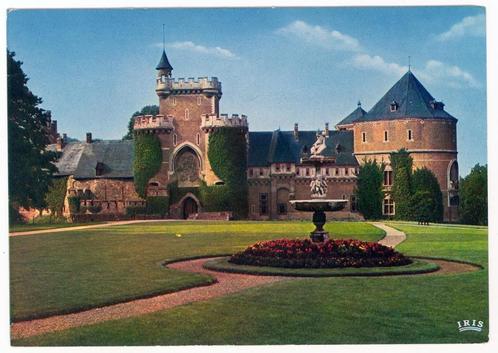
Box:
[203,257,439,277]
[10,221,383,321]
[12,222,487,345]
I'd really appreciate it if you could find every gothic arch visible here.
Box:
[447,159,459,190]
[170,142,203,174]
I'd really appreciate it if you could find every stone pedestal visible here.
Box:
[310,210,329,242]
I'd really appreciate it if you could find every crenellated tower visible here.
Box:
[133,50,248,217]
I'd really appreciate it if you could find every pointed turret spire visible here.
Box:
[156,50,173,72]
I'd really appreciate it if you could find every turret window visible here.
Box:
[173,134,177,146]
[196,133,200,146]
[383,198,395,215]
[197,96,202,105]
[407,129,413,141]
[362,132,366,143]
[384,130,389,142]
[184,109,190,120]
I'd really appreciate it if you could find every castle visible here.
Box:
[48,50,460,222]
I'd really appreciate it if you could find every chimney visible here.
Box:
[86,132,92,144]
[62,133,67,143]
[324,122,329,135]
[52,119,57,133]
[56,136,63,152]
[293,123,299,140]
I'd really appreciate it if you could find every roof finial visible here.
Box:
[408,55,411,72]
[162,24,165,51]
[357,100,362,107]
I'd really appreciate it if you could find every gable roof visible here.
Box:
[358,71,457,122]
[336,104,367,127]
[54,140,134,179]
[156,50,173,71]
[248,130,357,167]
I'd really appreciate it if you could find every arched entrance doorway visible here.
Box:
[182,197,198,219]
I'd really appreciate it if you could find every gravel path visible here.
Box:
[370,222,407,248]
[11,258,288,340]
[9,219,179,237]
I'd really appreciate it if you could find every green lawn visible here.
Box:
[10,221,383,322]
[12,221,488,345]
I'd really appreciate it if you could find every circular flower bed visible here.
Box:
[229,238,411,268]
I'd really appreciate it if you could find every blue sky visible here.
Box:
[7,6,486,176]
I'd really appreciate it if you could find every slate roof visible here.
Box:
[336,104,367,127]
[357,71,456,122]
[156,50,173,71]
[54,140,134,179]
[248,130,357,167]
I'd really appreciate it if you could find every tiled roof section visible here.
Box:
[156,50,173,71]
[247,131,273,166]
[248,130,357,167]
[358,71,456,122]
[54,140,134,179]
[336,105,367,127]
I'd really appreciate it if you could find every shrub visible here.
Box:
[412,167,443,222]
[230,239,411,268]
[44,177,68,217]
[125,206,147,217]
[146,196,169,217]
[390,149,413,220]
[67,196,81,214]
[87,205,103,214]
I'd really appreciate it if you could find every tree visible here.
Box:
[355,159,384,219]
[390,149,413,220]
[7,50,58,221]
[459,164,487,225]
[411,167,443,222]
[411,190,435,225]
[122,105,159,140]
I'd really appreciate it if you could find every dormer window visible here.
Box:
[95,162,105,176]
[430,100,445,110]
[390,100,399,112]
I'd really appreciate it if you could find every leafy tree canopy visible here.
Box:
[123,105,159,140]
[459,164,487,225]
[8,50,58,215]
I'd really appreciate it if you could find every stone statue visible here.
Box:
[310,174,328,198]
[310,133,327,157]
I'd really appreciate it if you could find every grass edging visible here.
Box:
[11,255,230,324]
[202,257,440,277]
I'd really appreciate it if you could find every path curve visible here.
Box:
[11,258,288,340]
[370,222,407,248]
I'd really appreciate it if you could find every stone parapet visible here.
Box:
[133,114,174,133]
[200,113,248,131]
[156,76,222,97]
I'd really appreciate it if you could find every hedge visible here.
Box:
[146,196,169,217]
[44,177,68,217]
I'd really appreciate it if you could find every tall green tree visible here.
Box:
[123,105,159,140]
[459,164,487,225]
[355,159,384,219]
[411,167,443,222]
[7,51,58,220]
[390,149,413,220]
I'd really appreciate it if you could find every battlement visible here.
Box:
[156,76,222,97]
[200,113,248,131]
[133,115,174,133]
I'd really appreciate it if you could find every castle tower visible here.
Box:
[350,70,459,221]
[133,50,248,217]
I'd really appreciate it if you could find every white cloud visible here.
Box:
[435,14,485,41]
[276,20,361,52]
[165,41,237,59]
[417,60,480,88]
[351,54,407,77]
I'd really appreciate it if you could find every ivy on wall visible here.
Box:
[44,177,68,217]
[168,181,200,205]
[133,134,162,198]
[206,127,248,218]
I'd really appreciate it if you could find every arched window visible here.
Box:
[184,109,190,120]
[448,160,459,190]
